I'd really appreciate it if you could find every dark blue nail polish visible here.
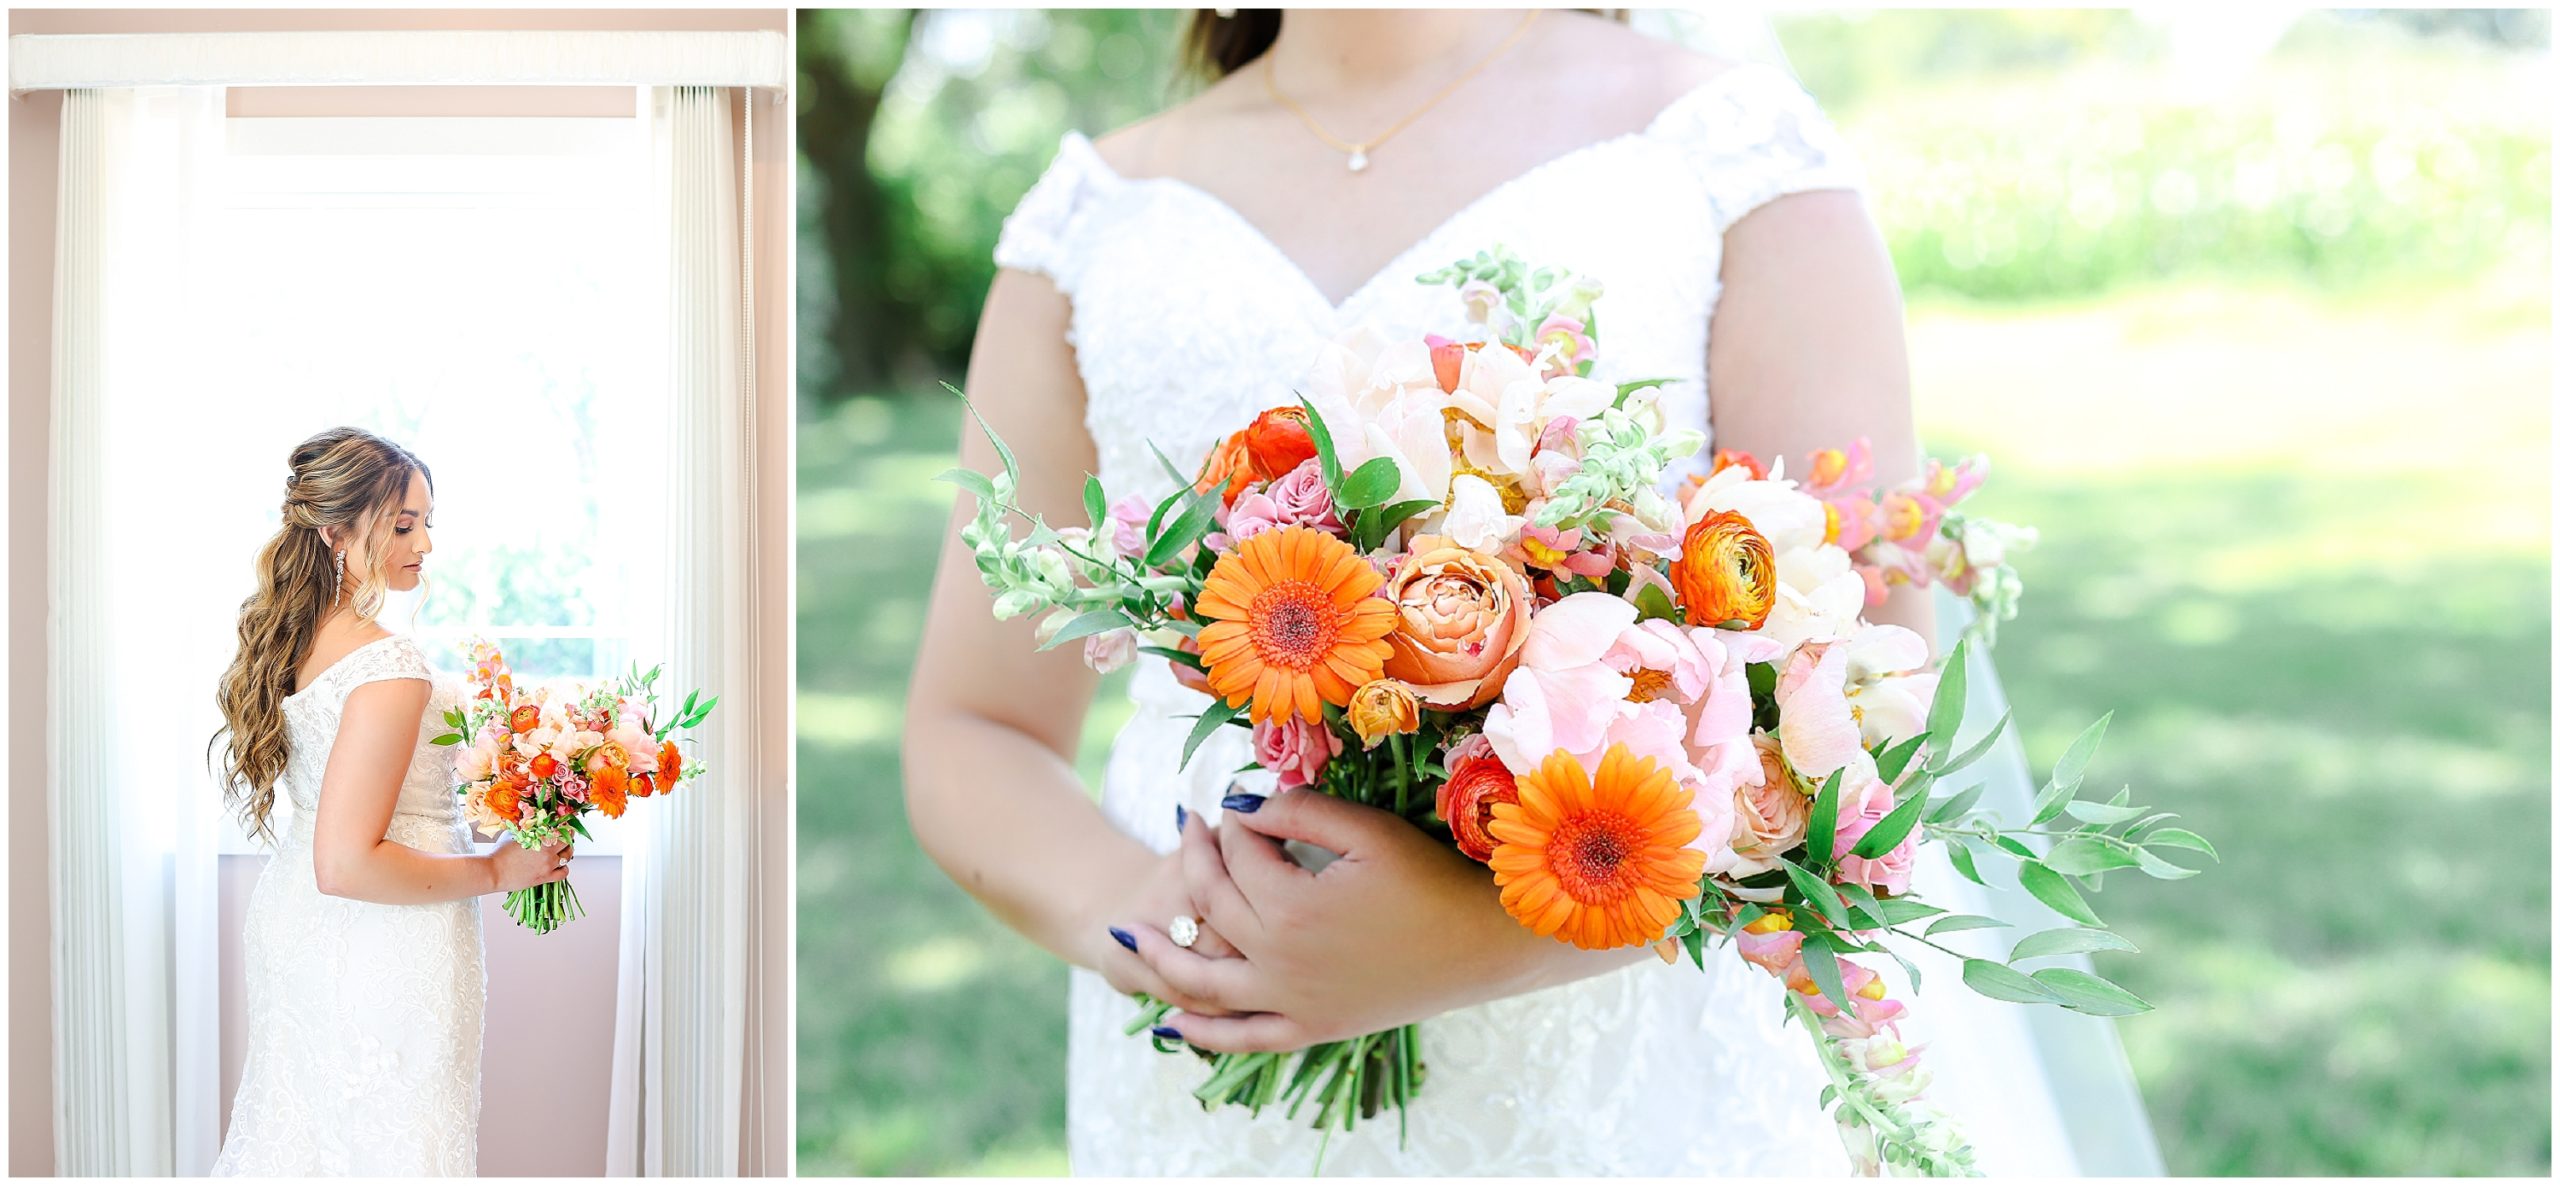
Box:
[1221,792,1266,813]
[1109,927,1137,953]
[1175,804,1189,829]
[1150,1025,1182,1040]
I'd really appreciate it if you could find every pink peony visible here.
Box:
[1252,715,1341,790]
[1775,639,1878,788]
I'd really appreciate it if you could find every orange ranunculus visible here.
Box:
[1711,449,1768,481]
[1241,406,1318,482]
[1671,510,1776,630]
[1436,734,1520,863]
[1195,525,1398,725]
[509,705,541,734]
[658,742,684,790]
[1193,432,1256,507]
[589,742,629,774]
[529,753,559,781]
[590,765,630,819]
[489,774,527,827]
[629,772,657,799]
[1487,744,1707,951]
[1380,536,1533,710]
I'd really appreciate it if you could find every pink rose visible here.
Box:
[1218,487,1286,546]
[1252,716,1341,790]
[1832,776,1918,896]
[1265,460,1344,534]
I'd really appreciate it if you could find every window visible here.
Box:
[199,111,664,852]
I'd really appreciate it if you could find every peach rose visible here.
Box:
[1435,733,1518,863]
[1672,510,1776,630]
[1381,535,1533,710]
[1729,735,1811,876]
[1346,679,1421,749]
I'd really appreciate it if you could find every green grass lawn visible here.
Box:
[795,277,2551,1176]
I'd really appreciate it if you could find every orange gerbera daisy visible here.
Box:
[1194,525,1398,725]
[1486,744,1707,951]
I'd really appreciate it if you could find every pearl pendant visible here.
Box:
[1346,148,1369,174]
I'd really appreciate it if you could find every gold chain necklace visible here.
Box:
[1262,11,1540,175]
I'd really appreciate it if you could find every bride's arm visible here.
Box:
[1708,187,1940,649]
[310,679,565,904]
[901,268,1237,1015]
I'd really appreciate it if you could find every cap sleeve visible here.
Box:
[1649,64,1864,236]
[994,132,1114,294]
[332,636,434,701]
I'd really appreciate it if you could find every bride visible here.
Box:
[905,8,2150,1174]
[208,427,570,1176]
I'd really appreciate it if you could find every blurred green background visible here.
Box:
[796,9,2552,1177]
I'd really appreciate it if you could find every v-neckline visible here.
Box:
[1073,64,1761,315]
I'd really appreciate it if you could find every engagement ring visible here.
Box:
[1169,915,1200,949]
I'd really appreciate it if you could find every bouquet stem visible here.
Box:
[1128,1000,1422,1171]
[503,878,586,934]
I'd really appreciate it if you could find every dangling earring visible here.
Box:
[333,550,346,606]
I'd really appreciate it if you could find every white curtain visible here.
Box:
[48,84,229,1177]
[606,84,759,1177]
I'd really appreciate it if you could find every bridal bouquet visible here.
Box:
[434,639,717,933]
[947,247,2212,1175]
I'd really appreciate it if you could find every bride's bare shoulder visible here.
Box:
[1088,67,1263,181]
[1547,13,1751,110]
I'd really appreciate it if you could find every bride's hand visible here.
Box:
[1081,832,1244,1019]
[488,838,572,894]
[1116,790,1644,1053]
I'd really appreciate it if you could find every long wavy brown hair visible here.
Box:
[211,428,433,842]
[1182,9,1628,78]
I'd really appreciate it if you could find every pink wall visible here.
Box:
[7,8,792,1176]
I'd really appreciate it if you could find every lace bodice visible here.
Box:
[998,63,1893,1175]
[997,62,1860,515]
[214,633,484,1176]
[275,634,467,847]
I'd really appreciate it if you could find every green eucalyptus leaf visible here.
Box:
[1179,699,1243,769]
[429,732,464,747]
[2142,828,2220,861]
[1878,898,1946,925]
[1927,782,1987,824]
[2018,861,2104,926]
[1036,609,1128,652]
[1851,784,1931,859]
[1800,933,1858,1017]
[1780,858,1851,928]
[1925,914,2010,936]
[1929,709,2012,776]
[1083,473,1107,531]
[1297,397,1344,490]
[2064,799,2148,826]
[2134,846,2205,880]
[2031,967,2153,1016]
[2009,927,2139,961]
[2042,836,2142,877]
[1875,733,1929,785]
[1805,770,1843,867]
[1924,638,1970,751]
[1962,958,2063,1005]
[1947,839,1986,886]
[935,467,998,501]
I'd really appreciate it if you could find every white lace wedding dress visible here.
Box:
[213,634,486,1177]
[998,62,2133,1176]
